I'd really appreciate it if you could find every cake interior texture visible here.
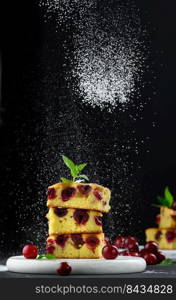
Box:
[47,207,103,235]
[46,233,105,258]
[46,182,110,258]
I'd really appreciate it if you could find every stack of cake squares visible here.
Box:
[46,182,111,258]
[146,206,176,249]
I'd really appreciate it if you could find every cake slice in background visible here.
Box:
[146,228,176,250]
[159,206,176,228]
[145,186,176,250]
[145,228,159,244]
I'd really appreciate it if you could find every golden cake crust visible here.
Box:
[47,182,111,213]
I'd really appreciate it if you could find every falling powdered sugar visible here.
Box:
[73,42,142,111]
[40,0,147,111]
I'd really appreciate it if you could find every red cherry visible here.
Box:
[46,244,55,254]
[166,231,176,242]
[156,251,166,263]
[94,216,102,226]
[124,236,137,248]
[155,231,162,241]
[139,248,150,258]
[47,188,56,200]
[143,253,157,265]
[113,237,126,248]
[56,235,68,248]
[73,209,89,225]
[54,208,68,217]
[57,262,72,276]
[144,241,159,254]
[127,240,139,252]
[85,236,100,249]
[129,252,139,257]
[93,189,102,200]
[172,201,176,210]
[61,187,76,201]
[71,234,84,249]
[77,185,91,195]
[22,244,38,259]
[102,245,118,259]
[129,243,139,252]
[119,250,130,256]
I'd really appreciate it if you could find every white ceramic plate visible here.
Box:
[6,256,146,275]
[160,250,176,261]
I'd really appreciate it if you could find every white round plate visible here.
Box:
[0,265,8,272]
[6,256,146,275]
[160,250,176,261]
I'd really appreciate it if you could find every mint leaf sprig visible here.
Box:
[37,254,56,259]
[153,186,174,208]
[60,155,89,183]
[158,258,176,266]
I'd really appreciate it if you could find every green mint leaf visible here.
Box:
[76,163,87,173]
[45,254,57,259]
[37,255,46,259]
[72,164,87,180]
[60,177,73,183]
[157,196,166,205]
[61,155,88,181]
[71,167,79,178]
[78,174,89,181]
[158,258,175,266]
[62,155,76,172]
[37,254,57,260]
[157,196,171,207]
[164,186,174,207]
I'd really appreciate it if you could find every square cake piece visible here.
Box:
[46,207,103,235]
[46,233,105,258]
[159,206,176,229]
[145,228,160,244]
[47,182,111,213]
[145,228,176,250]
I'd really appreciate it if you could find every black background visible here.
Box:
[1,0,176,256]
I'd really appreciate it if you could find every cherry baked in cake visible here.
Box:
[46,207,103,234]
[46,233,105,258]
[47,182,111,213]
[145,228,176,249]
